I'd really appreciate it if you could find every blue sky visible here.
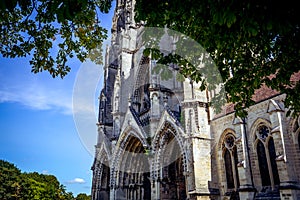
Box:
[0,3,115,196]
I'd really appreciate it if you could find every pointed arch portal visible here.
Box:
[93,152,110,200]
[160,140,187,200]
[115,135,151,200]
[152,123,188,200]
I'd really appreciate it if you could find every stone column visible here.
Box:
[191,136,213,200]
[267,99,300,199]
[232,116,256,200]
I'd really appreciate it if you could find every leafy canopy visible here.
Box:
[0,160,75,200]
[135,0,300,117]
[1,0,299,116]
[0,160,22,199]
[75,193,91,200]
[0,0,112,78]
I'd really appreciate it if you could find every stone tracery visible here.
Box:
[91,1,300,199]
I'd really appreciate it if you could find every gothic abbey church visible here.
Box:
[91,1,300,199]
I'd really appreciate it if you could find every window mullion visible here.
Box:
[230,150,238,191]
[264,141,275,190]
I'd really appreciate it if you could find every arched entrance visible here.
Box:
[92,152,110,200]
[153,123,188,200]
[98,162,110,199]
[160,149,186,199]
[115,135,151,200]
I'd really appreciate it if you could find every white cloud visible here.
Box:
[0,59,104,117]
[0,83,73,114]
[66,178,86,184]
[41,170,49,174]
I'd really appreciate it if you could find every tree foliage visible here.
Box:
[0,160,22,199]
[0,0,112,78]
[1,0,299,116]
[75,193,91,200]
[0,160,75,200]
[135,0,300,117]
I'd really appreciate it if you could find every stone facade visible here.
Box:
[91,1,300,199]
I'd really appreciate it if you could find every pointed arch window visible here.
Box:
[222,133,240,190]
[255,125,280,188]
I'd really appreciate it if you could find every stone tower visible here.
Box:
[91,1,300,199]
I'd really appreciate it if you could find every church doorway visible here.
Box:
[155,130,187,200]
[116,136,151,200]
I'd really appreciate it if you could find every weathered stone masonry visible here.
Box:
[91,1,300,199]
